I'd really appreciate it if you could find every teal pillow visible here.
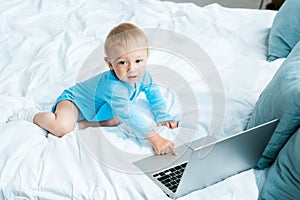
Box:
[247,40,300,169]
[258,127,300,200]
[267,0,300,61]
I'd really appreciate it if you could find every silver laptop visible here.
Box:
[133,119,279,199]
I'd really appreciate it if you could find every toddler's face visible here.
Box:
[106,46,148,86]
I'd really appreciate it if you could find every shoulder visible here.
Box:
[71,70,118,91]
[139,71,153,89]
[97,71,129,95]
[87,70,118,85]
[142,71,152,81]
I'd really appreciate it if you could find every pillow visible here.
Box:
[267,0,300,61]
[258,127,300,200]
[247,40,300,169]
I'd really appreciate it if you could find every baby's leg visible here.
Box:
[78,116,120,130]
[34,100,78,137]
[99,116,120,126]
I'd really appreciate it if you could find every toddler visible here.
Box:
[16,23,178,155]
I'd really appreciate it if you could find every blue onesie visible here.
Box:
[52,70,172,137]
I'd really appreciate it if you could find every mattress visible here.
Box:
[0,0,284,199]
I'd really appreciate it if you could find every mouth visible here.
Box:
[128,75,138,80]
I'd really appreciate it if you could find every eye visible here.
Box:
[118,60,127,65]
[136,59,143,64]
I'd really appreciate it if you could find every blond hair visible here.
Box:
[104,23,148,59]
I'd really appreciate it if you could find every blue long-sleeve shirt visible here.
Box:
[52,70,172,137]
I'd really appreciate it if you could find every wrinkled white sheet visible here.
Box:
[0,0,283,199]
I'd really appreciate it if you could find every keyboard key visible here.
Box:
[159,172,165,176]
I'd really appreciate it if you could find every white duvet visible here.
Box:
[0,0,284,199]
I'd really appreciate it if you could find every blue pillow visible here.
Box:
[258,127,300,200]
[247,40,300,169]
[267,0,300,61]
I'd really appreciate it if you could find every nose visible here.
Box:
[127,62,137,72]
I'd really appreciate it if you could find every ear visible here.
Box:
[104,57,113,70]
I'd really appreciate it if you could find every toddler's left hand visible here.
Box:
[157,120,178,129]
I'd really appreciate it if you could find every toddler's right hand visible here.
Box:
[146,131,177,155]
[157,120,178,129]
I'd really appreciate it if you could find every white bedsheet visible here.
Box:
[0,0,283,199]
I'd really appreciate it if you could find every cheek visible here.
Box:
[114,68,127,78]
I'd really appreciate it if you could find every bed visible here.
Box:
[1,0,298,199]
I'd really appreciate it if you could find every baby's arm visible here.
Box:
[143,73,178,127]
[108,79,177,155]
[146,130,177,155]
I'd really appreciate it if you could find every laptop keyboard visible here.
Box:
[152,162,187,193]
